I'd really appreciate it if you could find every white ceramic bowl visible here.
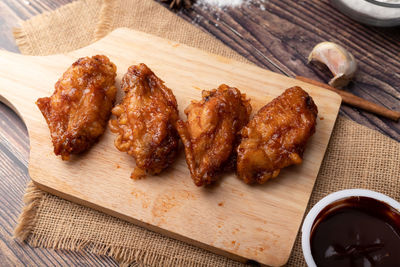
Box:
[331,0,400,27]
[301,189,400,267]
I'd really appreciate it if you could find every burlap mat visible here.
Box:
[13,0,102,55]
[12,0,400,266]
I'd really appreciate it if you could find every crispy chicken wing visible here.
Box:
[177,84,251,186]
[36,55,117,160]
[237,86,318,184]
[109,63,179,179]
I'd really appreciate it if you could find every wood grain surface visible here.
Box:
[0,28,341,266]
[0,0,398,266]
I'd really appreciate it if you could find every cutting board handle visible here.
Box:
[0,50,46,126]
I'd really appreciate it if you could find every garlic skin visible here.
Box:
[308,42,357,88]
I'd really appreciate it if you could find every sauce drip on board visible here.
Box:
[310,196,400,267]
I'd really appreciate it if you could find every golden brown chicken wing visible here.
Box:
[36,55,117,160]
[177,84,251,186]
[109,63,179,179]
[237,86,318,184]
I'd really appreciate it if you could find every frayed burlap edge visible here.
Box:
[95,0,116,40]
[12,27,34,55]
[24,229,209,267]
[14,181,45,241]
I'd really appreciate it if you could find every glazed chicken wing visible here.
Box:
[36,55,117,160]
[237,86,318,184]
[109,63,179,179]
[177,84,251,186]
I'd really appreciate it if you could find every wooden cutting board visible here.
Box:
[0,28,341,266]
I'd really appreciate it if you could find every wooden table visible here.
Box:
[1,0,399,265]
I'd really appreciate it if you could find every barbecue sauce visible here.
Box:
[310,196,400,267]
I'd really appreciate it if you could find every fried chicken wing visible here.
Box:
[36,55,117,160]
[237,86,318,184]
[109,63,179,179]
[177,84,251,186]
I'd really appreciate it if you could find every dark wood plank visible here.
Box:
[169,0,400,141]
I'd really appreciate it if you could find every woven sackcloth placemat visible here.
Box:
[12,0,400,266]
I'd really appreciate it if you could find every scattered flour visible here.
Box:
[198,0,246,7]
[194,0,264,8]
[193,0,270,11]
[189,0,268,27]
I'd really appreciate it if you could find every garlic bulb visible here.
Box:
[308,42,357,88]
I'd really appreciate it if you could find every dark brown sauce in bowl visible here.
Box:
[310,196,400,267]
